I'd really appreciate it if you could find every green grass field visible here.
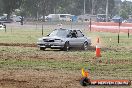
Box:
[0,28,132,88]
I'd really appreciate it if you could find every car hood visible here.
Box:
[40,36,65,40]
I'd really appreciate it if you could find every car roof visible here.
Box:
[56,28,80,31]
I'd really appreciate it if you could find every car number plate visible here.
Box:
[45,43,50,45]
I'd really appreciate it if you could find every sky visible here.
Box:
[121,0,132,1]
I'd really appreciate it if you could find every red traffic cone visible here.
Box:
[96,45,101,57]
[96,38,101,57]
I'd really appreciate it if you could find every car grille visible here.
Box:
[43,39,54,42]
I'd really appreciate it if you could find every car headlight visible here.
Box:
[38,38,43,42]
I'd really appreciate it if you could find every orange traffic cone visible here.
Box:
[96,37,101,57]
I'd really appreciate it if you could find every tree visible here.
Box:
[2,0,22,19]
[22,0,62,21]
[94,0,115,15]
[120,1,132,19]
[19,0,115,20]
[0,0,4,15]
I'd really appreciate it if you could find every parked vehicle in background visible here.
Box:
[96,14,110,22]
[0,16,13,23]
[112,15,123,23]
[125,19,132,23]
[96,14,107,22]
[45,14,72,22]
[11,16,22,22]
[37,28,91,51]
[0,22,6,30]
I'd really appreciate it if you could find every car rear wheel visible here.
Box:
[63,42,70,51]
[40,47,46,50]
[82,42,89,50]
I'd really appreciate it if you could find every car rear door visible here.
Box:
[75,30,86,46]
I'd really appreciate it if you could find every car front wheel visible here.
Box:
[82,42,89,50]
[63,42,70,51]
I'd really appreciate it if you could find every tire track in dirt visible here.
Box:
[0,43,36,47]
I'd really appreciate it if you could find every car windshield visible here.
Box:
[49,29,70,37]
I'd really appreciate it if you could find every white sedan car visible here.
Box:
[37,28,91,51]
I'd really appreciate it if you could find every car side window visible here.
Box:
[76,30,84,37]
[71,30,77,38]
[66,30,72,37]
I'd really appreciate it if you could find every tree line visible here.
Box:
[0,0,132,20]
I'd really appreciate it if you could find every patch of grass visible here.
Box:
[0,29,53,43]
[0,59,92,70]
[0,58,131,79]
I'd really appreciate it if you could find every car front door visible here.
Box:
[68,30,78,47]
[68,30,85,47]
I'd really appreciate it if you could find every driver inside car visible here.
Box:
[71,30,77,38]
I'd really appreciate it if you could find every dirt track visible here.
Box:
[0,69,82,88]
[0,48,131,88]
[0,45,78,88]
[0,45,87,88]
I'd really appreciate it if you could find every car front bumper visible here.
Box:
[37,42,65,49]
